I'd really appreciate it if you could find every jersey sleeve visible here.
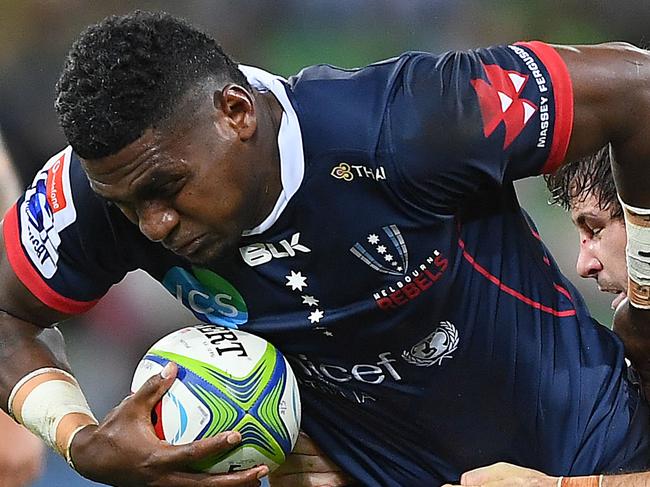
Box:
[384,41,573,212]
[2,146,136,314]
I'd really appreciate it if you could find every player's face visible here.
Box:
[81,88,274,265]
[570,192,628,309]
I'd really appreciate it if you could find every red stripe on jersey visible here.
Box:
[554,283,574,302]
[2,203,98,314]
[458,237,576,317]
[517,41,574,174]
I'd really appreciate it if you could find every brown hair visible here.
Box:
[545,145,622,219]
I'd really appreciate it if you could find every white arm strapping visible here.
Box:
[621,201,650,309]
[8,368,97,459]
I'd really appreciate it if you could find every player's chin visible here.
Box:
[187,237,239,266]
[611,291,628,310]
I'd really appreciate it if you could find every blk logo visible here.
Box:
[470,63,537,149]
[240,232,311,267]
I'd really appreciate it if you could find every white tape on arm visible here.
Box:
[8,368,98,465]
[621,201,650,309]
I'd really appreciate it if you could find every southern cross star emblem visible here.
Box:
[302,295,319,307]
[285,270,307,291]
[308,309,324,324]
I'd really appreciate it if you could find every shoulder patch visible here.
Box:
[19,146,77,278]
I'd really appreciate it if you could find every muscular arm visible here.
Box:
[0,220,73,410]
[0,226,268,486]
[558,42,650,389]
[446,462,650,487]
[561,42,650,206]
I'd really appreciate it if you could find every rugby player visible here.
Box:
[4,11,650,487]
[440,149,650,487]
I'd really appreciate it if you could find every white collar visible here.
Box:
[238,65,305,236]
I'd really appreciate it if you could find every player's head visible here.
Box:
[546,146,628,308]
[56,10,249,159]
[55,11,280,264]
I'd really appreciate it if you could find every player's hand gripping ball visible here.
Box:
[131,324,301,473]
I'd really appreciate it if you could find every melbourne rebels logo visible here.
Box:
[350,225,408,276]
[470,63,537,149]
[402,321,459,367]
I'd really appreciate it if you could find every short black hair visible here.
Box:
[545,145,623,219]
[55,10,249,159]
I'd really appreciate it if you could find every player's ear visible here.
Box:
[214,84,257,141]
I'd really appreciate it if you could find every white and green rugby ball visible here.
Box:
[131,324,301,473]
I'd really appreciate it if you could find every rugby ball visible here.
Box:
[131,324,301,473]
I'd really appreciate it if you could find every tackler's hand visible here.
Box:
[268,431,353,487]
[442,462,558,487]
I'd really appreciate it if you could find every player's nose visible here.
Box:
[138,200,179,242]
[576,240,602,279]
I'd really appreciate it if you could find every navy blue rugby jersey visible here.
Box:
[5,42,650,485]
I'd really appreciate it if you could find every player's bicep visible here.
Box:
[558,42,650,209]
[558,42,650,163]
[2,147,132,319]
[0,221,71,327]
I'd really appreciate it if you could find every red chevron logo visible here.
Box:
[470,64,537,149]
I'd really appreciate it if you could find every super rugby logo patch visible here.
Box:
[19,147,77,278]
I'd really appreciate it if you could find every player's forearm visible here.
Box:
[614,304,650,395]
[602,472,650,487]
[0,312,97,466]
[0,311,70,409]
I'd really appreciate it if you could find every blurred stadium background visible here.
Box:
[1,0,649,485]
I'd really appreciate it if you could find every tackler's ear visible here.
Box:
[215,84,257,141]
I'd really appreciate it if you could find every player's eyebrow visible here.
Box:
[573,210,605,227]
[88,165,176,206]
[129,167,179,200]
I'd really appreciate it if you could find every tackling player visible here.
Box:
[441,148,650,487]
[4,11,650,487]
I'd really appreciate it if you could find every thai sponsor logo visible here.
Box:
[331,162,386,182]
[163,266,248,327]
[240,232,310,267]
[402,321,459,367]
